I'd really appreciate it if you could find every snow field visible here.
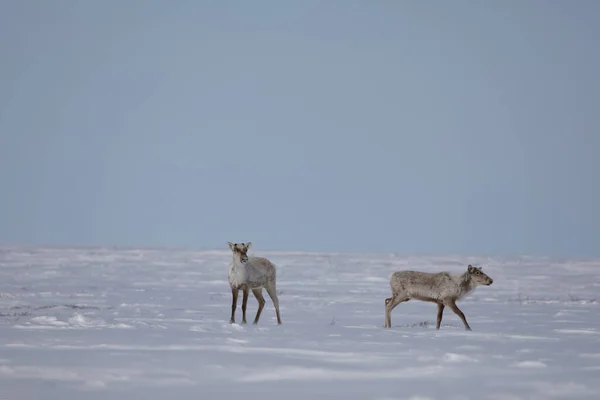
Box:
[1,247,599,399]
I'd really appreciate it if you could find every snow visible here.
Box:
[1,246,599,399]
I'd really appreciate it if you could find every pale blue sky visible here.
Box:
[1,1,599,257]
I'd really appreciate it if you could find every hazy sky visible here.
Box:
[1,1,599,257]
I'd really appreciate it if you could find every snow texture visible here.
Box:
[1,247,599,399]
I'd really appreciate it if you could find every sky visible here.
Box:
[1,0,599,257]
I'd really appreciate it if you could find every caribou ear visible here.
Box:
[468,265,475,273]
[245,242,252,249]
[228,242,235,250]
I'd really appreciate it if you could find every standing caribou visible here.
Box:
[227,242,282,325]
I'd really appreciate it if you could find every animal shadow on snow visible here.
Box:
[391,320,461,329]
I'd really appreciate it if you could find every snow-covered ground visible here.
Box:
[1,246,599,400]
